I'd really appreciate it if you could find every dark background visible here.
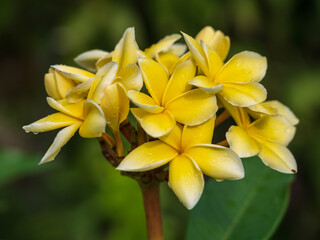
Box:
[0,0,319,239]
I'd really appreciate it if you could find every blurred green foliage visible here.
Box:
[0,0,319,239]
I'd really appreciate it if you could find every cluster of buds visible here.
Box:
[23,26,298,209]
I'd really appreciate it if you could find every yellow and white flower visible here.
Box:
[23,98,106,164]
[117,117,244,209]
[222,98,298,173]
[182,32,267,107]
[128,58,218,138]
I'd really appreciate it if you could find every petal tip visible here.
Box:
[39,157,53,165]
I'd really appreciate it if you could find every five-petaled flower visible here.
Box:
[117,117,244,209]
[183,32,267,107]
[128,58,217,138]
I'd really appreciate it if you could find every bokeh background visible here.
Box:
[0,0,319,239]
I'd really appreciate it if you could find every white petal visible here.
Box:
[39,123,81,164]
[74,49,108,72]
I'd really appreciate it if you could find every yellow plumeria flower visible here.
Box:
[182,32,267,107]
[45,65,94,100]
[74,27,142,154]
[221,98,298,173]
[117,117,244,209]
[128,58,218,138]
[66,27,142,104]
[66,27,143,133]
[23,97,106,164]
[71,27,142,100]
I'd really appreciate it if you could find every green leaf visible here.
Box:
[186,157,293,240]
[0,148,48,186]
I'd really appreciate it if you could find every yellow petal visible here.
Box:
[116,85,130,125]
[23,113,80,133]
[117,140,178,171]
[216,51,267,84]
[247,116,296,146]
[206,30,230,61]
[159,124,182,151]
[39,123,81,164]
[145,34,181,58]
[162,59,196,105]
[51,65,94,82]
[53,70,75,99]
[96,52,113,70]
[166,43,187,57]
[195,26,216,44]
[169,154,204,209]
[257,138,297,174]
[165,89,218,126]
[226,125,261,158]
[170,52,192,73]
[127,90,164,113]
[46,97,84,119]
[130,108,148,122]
[185,144,244,180]
[44,72,61,99]
[220,82,267,107]
[189,75,223,93]
[79,100,106,138]
[247,101,278,119]
[65,78,93,103]
[101,84,130,133]
[140,111,176,138]
[139,58,168,105]
[201,41,223,78]
[74,49,108,72]
[88,61,118,103]
[155,52,179,75]
[115,63,143,91]
[181,116,216,150]
[182,32,211,78]
[112,27,139,72]
[137,50,148,59]
[269,101,299,125]
[248,100,299,125]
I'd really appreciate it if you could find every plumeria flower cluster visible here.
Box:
[23,26,298,209]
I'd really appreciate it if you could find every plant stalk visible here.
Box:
[140,182,163,240]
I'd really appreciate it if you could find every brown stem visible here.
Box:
[102,132,115,147]
[137,124,146,145]
[120,120,135,142]
[215,110,230,127]
[140,182,163,240]
[216,139,229,147]
[98,137,119,167]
